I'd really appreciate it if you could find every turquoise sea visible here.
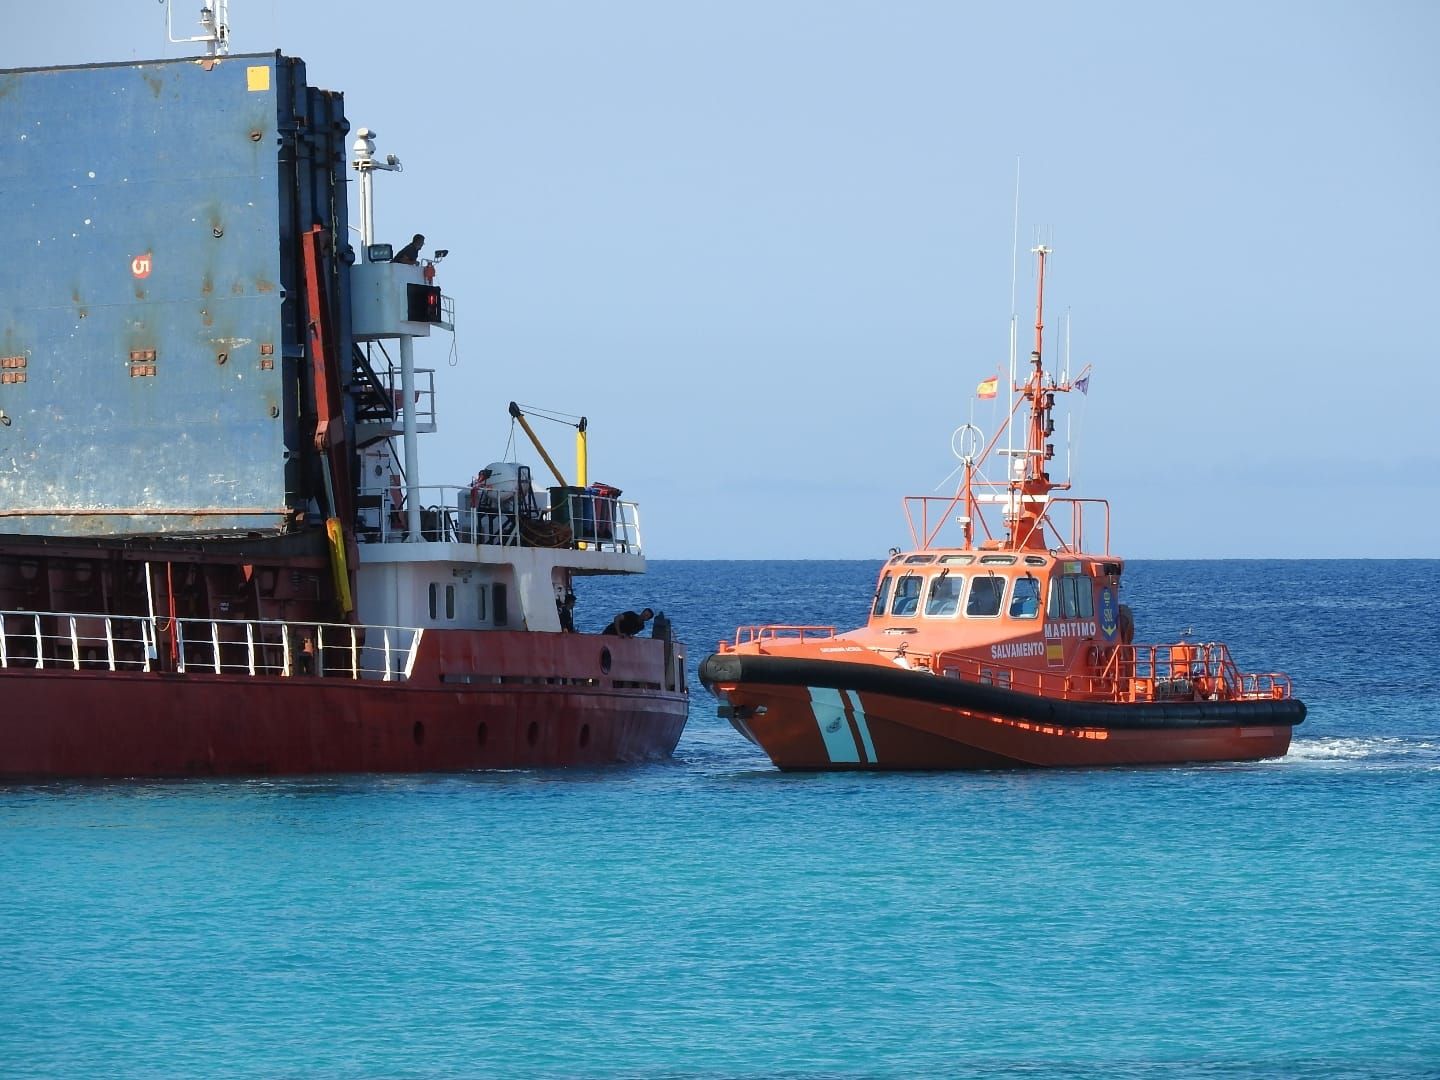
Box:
[2,560,1438,1078]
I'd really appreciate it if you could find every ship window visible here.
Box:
[939,554,975,565]
[476,585,487,621]
[1024,555,1047,566]
[428,583,438,620]
[890,574,923,617]
[1049,573,1094,619]
[493,583,509,627]
[1009,575,1041,619]
[979,554,1016,565]
[445,585,456,620]
[903,554,935,565]
[966,574,1005,618]
[872,574,893,617]
[925,572,962,617]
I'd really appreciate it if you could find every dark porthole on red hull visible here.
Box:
[477,722,488,747]
[599,647,612,674]
[413,721,425,746]
[526,721,539,747]
[579,723,591,748]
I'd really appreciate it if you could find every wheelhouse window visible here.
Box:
[872,574,893,617]
[965,574,1005,618]
[890,574,923,617]
[925,572,963,617]
[1009,575,1041,619]
[430,583,457,622]
[1047,573,1095,619]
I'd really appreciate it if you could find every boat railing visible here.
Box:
[1102,642,1292,702]
[901,493,1111,554]
[355,483,643,554]
[728,625,839,649]
[922,641,1293,705]
[372,365,438,435]
[0,609,424,682]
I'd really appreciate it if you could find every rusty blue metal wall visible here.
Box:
[0,53,351,537]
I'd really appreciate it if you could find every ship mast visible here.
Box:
[1010,244,1056,550]
[164,1,230,56]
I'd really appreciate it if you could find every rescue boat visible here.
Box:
[700,245,1304,770]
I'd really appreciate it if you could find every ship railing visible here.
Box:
[928,649,1130,700]
[377,366,439,434]
[1093,642,1293,703]
[0,610,155,672]
[727,625,839,649]
[924,641,1294,704]
[0,609,423,682]
[172,618,423,681]
[901,493,1111,554]
[356,483,643,554]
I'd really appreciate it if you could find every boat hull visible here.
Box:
[0,671,687,778]
[1,630,688,779]
[701,654,1302,771]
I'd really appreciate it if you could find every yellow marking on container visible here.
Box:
[247,66,271,92]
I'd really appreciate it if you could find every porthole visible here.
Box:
[599,647,612,674]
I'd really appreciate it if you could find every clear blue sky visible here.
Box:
[5,2,1437,558]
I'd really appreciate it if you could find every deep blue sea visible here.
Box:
[2,560,1438,1078]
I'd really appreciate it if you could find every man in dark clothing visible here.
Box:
[601,607,654,637]
[392,233,425,264]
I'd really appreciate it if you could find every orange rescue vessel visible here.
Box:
[700,245,1304,770]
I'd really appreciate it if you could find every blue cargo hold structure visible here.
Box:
[0,53,351,538]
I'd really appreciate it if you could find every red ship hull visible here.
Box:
[0,630,688,779]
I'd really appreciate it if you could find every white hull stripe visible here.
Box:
[808,687,878,764]
[808,686,860,763]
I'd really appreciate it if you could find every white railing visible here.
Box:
[355,483,644,554]
[361,366,438,435]
[0,609,424,682]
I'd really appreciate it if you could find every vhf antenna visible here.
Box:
[162,1,231,56]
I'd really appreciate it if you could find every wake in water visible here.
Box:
[1281,735,1440,770]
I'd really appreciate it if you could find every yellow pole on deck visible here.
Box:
[576,417,588,488]
[508,401,568,487]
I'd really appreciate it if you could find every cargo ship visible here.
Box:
[0,25,687,777]
[701,244,1303,770]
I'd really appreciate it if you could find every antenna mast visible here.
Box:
[165,1,231,56]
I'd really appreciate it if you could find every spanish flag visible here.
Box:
[976,375,999,400]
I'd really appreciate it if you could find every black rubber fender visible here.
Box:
[699,653,1306,732]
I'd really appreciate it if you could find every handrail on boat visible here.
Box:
[929,641,1293,704]
[355,482,644,554]
[900,493,1112,555]
[727,625,839,649]
[0,608,425,682]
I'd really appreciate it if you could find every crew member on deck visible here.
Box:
[392,233,425,265]
[602,608,653,637]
